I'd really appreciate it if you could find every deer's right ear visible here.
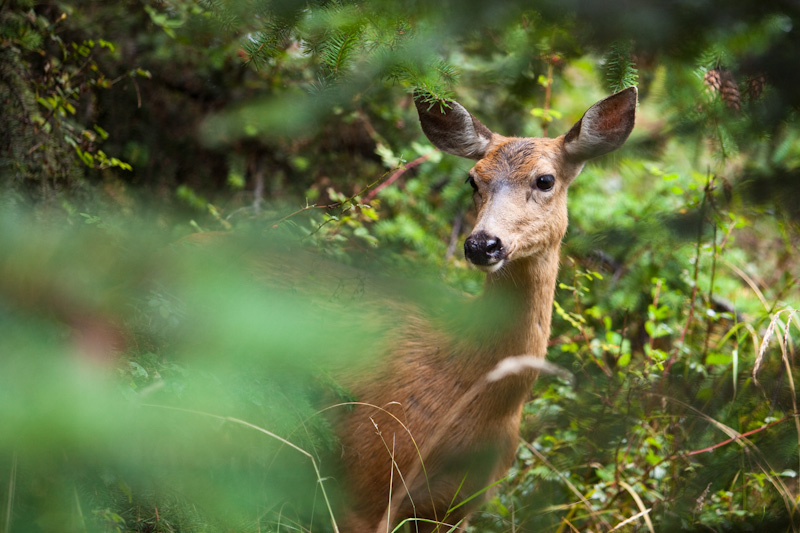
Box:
[563,86,637,163]
[415,98,494,160]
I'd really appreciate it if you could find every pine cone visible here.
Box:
[703,68,740,111]
[703,68,722,91]
[746,74,766,101]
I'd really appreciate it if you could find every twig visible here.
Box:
[269,164,400,230]
[364,154,430,202]
[444,210,464,261]
[681,414,794,457]
[648,278,663,359]
[701,221,718,362]
[251,156,265,215]
[649,393,799,529]
[541,60,554,137]
[269,201,342,229]
[133,77,142,108]
[665,173,713,373]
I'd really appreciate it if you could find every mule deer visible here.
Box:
[335,87,637,532]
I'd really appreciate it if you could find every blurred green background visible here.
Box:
[1,0,799,531]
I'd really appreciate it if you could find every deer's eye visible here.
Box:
[466,175,479,193]
[535,174,555,191]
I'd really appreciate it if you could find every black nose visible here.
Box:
[464,231,506,266]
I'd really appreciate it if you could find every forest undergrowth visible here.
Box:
[1,1,799,531]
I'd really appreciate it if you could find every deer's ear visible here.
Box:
[563,87,637,162]
[415,98,495,160]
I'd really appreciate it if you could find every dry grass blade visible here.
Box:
[617,481,654,533]
[392,517,463,533]
[5,452,17,533]
[771,308,800,497]
[720,257,768,311]
[317,401,433,531]
[749,305,799,502]
[143,404,341,533]
[372,424,417,532]
[382,431,397,533]
[610,507,653,531]
[522,440,612,531]
[754,312,780,383]
[753,308,797,385]
[652,394,799,531]
[371,354,570,533]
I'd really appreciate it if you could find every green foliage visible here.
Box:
[0,214,365,531]
[1,0,800,532]
[602,41,639,93]
[0,1,142,196]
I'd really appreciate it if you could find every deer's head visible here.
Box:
[416,88,637,272]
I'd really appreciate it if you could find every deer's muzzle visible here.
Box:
[464,231,507,269]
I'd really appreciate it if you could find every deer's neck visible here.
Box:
[482,245,561,362]
[441,245,561,419]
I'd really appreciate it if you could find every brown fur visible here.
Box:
[336,88,637,532]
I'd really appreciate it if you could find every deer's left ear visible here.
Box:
[563,87,637,162]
